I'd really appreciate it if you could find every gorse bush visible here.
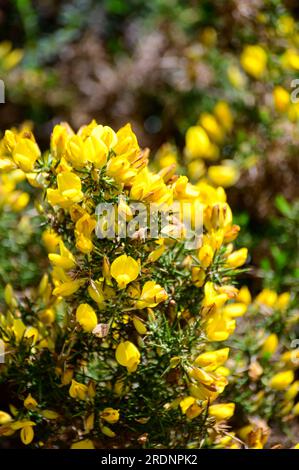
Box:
[0,122,249,448]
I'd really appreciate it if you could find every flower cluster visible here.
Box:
[221,287,299,448]
[0,121,248,448]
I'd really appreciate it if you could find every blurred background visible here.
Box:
[1,1,299,448]
[0,0,299,295]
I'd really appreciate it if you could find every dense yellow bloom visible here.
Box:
[135,281,168,309]
[115,341,140,372]
[111,254,140,289]
[76,304,98,332]
[47,172,83,209]
[240,45,267,78]
[69,380,89,400]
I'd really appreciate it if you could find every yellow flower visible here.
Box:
[225,248,247,268]
[199,113,224,143]
[293,402,299,416]
[179,397,202,419]
[185,126,214,159]
[236,286,252,305]
[0,411,12,425]
[269,370,294,390]
[101,407,120,424]
[255,289,277,308]
[222,303,247,318]
[130,167,171,204]
[24,327,39,345]
[24,394,38,410]
[9,191,30,212]
[71,439,95,449]
[75,213,96,254]
[285,381,299,400]
[135,281,168,309]
[281,48,299,70]
[69,380,89,400]
[40,410,59,420]
[240,45,267,78]
[49,241,76,270]
[47,172,83,209]
[4,283,17,308]
[39,308,56,325]
[205,310,236,342]
[12,318,26,343]
[20,425,34,445]
[227,65,246,89]
[53,279,84,297]
[273,86,290,113]
[277,15,295,36]
[12,138,41,172]
[115,341,140,372]
[198,244,214,268]
[76,303,98,332]
[194,348,229,371]
[261,334,278,356]
[42,229,61,253]
[101,425,116,438]
[208,164,239,188]
[277,292,291,310]
[208,403,235,421]
[133,316,147,335]
[214,101,233,132]
[111,254,140,289]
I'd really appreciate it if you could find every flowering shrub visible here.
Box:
[0,121,249,448]
[0,125,46,299]
[221,287,299,447]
